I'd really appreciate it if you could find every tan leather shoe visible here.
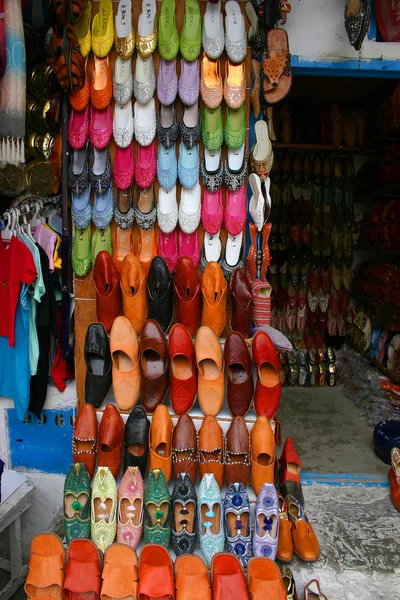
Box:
[110,316,140,411]
[198,415,224,488]
[120,254,148,334]
[251,415,275,495]
[195,326,224,416]
[201,261,227,337]
[276,494,293,562]
[149,405,173,483]
[287,495,320,562]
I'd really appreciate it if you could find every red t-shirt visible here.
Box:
[0,236,37,347]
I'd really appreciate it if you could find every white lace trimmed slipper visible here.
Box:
[179,181,201,234]
[158,185,179,234]
[202,0,225,60]
[134,98,156,146]
[113,101,134,148]
[225,0,247,64]
[113,56,133,105]
[134,54,156,105]
[249,172,265,232]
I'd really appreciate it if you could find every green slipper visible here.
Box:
[225,104,246,150]
[72,225,92,277]
[180,0,201,61]
[159,0,179,60]
[202,105,223,152]
[64,463,91,544]
[144,469,171,548]
[91,225,112,265]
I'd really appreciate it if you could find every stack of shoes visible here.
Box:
[278,348,338,387]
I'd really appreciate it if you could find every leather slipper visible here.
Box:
[248,557,286,600]
[25,533,65,600]
[138,545,174,600]
[63,539,102,600]
[262,28,292,105]
[101,544,138,600]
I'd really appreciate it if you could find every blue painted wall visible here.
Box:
[7,408,74,474]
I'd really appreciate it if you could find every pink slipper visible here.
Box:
[179,230,200,268]
[225,185,246,235]
[68,106,89,149]
[158,229,179,273]
[117,467,144,550]
[89,105,112,149]
[202,188,223,234]
[135,140,156,189]
[114,142,135,190]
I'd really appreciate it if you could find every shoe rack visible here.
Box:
[74,0,253,408]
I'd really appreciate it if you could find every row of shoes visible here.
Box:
[93,252,254,336]
[352,261,400,310]
[85,308,281,415]
[65,462,319,565]
[279,349,337,387]
[73,403,285,492]
[26,537,326,600]
[359,199,400,252]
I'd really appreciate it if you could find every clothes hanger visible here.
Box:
[22,204,35,242]
[29,201,42,229]
[1,212,13,242]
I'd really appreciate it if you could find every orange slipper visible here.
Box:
[113,226,133,272]
[91,56,113,111]
[175,555,211,600]
[248,557,286,600]
[70,60,90,112]
[262,29,292,105]
[101,544,138,600]
[63,540,102,600]
[25,533,65,600]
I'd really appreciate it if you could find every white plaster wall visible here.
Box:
[282,0,400,62]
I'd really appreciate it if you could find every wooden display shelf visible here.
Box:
[347,340,400,384]
[271,142,380,155]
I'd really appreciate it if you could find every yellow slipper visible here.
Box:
[92,0,114,58]
[74,0,92,57]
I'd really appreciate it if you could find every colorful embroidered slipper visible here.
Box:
[225,105,246,150]
[92,225,112,265]
[202,106,223,152]
[136,0,158,57]
[262,28,292,105]
[144,469,171,547]
[64,463,91,544]
[159,0,179,60]
[72,224,92,277]
[92,0,114,58]
[74,0,92,57]
[180,0,202,61]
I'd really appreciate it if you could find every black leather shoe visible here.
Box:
[84,322,112,408]
[171,472,197,556]
[147,256,173,332]
[124,406,150,477]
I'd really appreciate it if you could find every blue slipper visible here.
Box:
[178,142,199,189]
[92,184,114,229]
[157,143,177,191]
[72,184,92,229]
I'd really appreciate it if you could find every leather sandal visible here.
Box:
[262,29,292,105]
[63,540,102,600]
[25,533,65,600]
[101,544,138,600]
[138,545,174,600]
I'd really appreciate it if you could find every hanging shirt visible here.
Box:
[18,231,45,375]
[45,224,62,271]
[0,284,31,420]
[0,236,37,347]
[34,222,56,272]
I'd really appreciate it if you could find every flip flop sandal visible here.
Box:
[262,29,292,105]
[72,224,92,277]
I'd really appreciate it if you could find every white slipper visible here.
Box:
[158,185,178,233]
[223,231,243,273]
[202,0,225,60]
[179,181,201,234]
[225,0,247,63]
[134,54,156,104]
[227,143,245,171]
[245,2,258,39]
[264,176,272,222]
[249,172,265,231]
[201,230,222,270]
[138,0,156,36]
[134,98,156,146]
[113,56,133,105]
[115,0,132,38]
[253,119,272,163]
[113,101,134,148]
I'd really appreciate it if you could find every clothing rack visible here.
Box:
[1,194,62,222]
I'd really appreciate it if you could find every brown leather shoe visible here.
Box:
[149,404,173,483]
[225,416,250,488]
[230,268,252,338]
[172,413,197,485]
[225,331,254,417]
[110,316,141,412]
[139,319,169,412]
[276,494,293,562]
[198,415,224,488]
[120,254,148,334]
[98,404,125,479]
[251,415,275,495]
[174,257,201,336]
[72,403,98,479]
[93,251,121,334]
[195,326,225,416]
[201,261,227,337]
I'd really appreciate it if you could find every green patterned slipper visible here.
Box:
[72,224,92,277]
[159,0,179,60]
[225,104,246,150]
[144,469,171,548]
[91,225,112,265]
[202,105,223,152]
[180,0,202,61]
[64,463,91,544]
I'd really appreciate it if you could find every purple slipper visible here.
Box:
[157,58,178,106]
[179,59,200,106]
[253,483,279,560]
